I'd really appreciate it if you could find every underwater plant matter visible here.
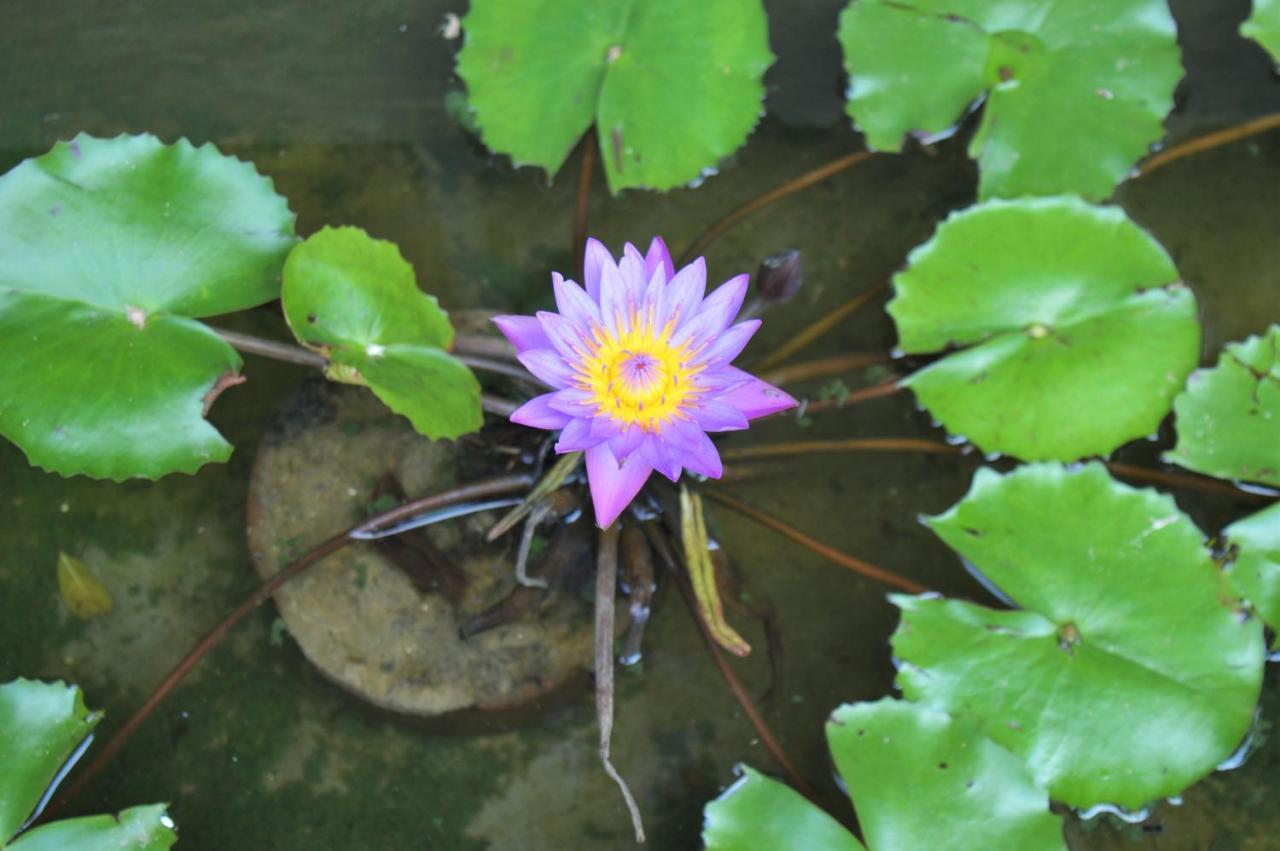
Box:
[494,238,796,527]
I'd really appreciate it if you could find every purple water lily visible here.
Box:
[493,238,797,528]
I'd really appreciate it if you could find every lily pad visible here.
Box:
[889,197,1199,461]
[1242,0,1280,62]
[0,133,296,480]
[893,463,1264,810]
[1224,502,1280,646]
[1166,326,1280,486]
[702,766,864,851]
[703,698,1067,851]
[0,679,176,850]
[838,0,1182,200]
[281,227,482,440]
[828,699,1065,851]
[455,0,772,192]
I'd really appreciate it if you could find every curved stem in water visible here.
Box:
[43,473,535,819]
[755,285,886,371]
[574,128,598,274]
[757,351,891,387]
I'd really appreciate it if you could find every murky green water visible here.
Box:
[3,1,1280,848]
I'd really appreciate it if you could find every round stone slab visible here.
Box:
[247,380,605,717]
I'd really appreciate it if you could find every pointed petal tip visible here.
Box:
[586,443,653,529]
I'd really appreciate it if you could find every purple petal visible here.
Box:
[537,311,590,362]
[692,398,749,432]
[644,237,675,282]
[693,319,761,368]
[586,443,654,528]
[598,259,629,336]
[662,415,706,451]
[583,238,615,302]
[516,349,574,388]
[510,394,573,430]
[556,417,604,453]
[609,424,646,461]
[590,414,625,440]
[717,377,798,420]
[492,315,551,353]
[659,257,706,330]
[682,430,723,479]
[546,388,598,416]
[620,244,649,305]
[691,365,755,394]
[641,438,683,482]
[673,274,749,342]
[553,273,603,330]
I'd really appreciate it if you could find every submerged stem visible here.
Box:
[703,491,927,595]
[722,437,960,463]
[595,523,646,844]
[757,351,891,387]
[755,285,887,371]
[211,326,327,368]
[678,150,876,265]
[43,473,534,820]
[575,128,598,274]
[798,379,904,414]
[1136,111,1280,178]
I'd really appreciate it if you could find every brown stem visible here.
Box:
[211,327,327,368]
[454,352,549,388]
[1104,461,1275,503]
[703,491,927,595]
[721,438,960,463]
[640,521,819,803]
[679,150,876,265]
[758,351,891,387]
[454,332,516,360]
[1136,111,1280,178]
[755,284,887,371]
[799,380,904,414]
[44,473,534,819]
[595,523,645,843]
[575,128,598,273]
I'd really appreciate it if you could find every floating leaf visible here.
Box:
[838,0,1182,199]
[456,0,772,192]
[7,805,176,851]
[889,197,1199,461]
[0,133,296,480]
[1224,502,1280,647]
[0,680,177,850]
[282,227,482,440]
[1242,0,1280,62]
[1166,326,1280,486]
[828,700,1066,851]
[703,766,864,851]
[893,463,1263,810]
[55,552,113,620]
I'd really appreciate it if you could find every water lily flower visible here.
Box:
[493,238,797,528]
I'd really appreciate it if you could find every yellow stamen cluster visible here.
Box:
[575,311,702,431]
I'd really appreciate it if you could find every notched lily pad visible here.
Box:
[456,0,773,192]
[281,227,482,440]
[0,133,296,480]
[1166,326,1280,486]
[828,699,1065,851]
[894,463,1264,810]
[890,196,1199,461]
[703,698,1066,850]
[838,0,1183,199]
[0,679,177,850]
[1242,0,1280,63]
[1224,502,1280,647]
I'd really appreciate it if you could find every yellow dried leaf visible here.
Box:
[56,551,113,619]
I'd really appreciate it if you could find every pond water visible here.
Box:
[2,1,1280,848]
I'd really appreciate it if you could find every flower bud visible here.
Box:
[754,249,803,305]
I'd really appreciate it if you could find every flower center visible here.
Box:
[577,319,701,430]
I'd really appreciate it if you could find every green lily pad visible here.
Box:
[703,698,1067,851]
[455,0,772,192]
[0,679,176,850]
[828,700,1065,851]
[1166,326,1280,486]
[703,766,864,851]
[838,0,1182,200]
[7,805,176,851]
[1242,0,1280,62]
[893,463,1264,810]
[889,197,1199,461]
[282,227,482,440]
[1224,502,1280,647]
[0,133,296,480]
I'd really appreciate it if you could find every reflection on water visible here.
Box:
[2,0,1280,848]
